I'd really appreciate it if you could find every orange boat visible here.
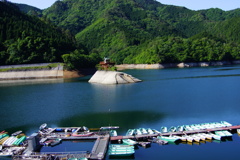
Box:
[72,132,94,137]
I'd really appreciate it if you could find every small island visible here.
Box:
[88,58,142,84]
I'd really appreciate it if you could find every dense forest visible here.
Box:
[1,0,240,69]
[0,2,100,69]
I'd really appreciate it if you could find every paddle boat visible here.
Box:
[152,129,161,134]
[177,126,184,132]
[189,135,200,142]
[208,133,222,141]
[126,129,134,136]
[50,138,62,146]
[161,127,168,133]
[134,129,142,135]
[122,139,137,145]
[168,126,176,132]
[108,144,135,156]
[221,121,232,127]
[237,129,240,135]
[157,136,179,143]
[11,131,22,136]
[140,128,148,135]
[182,135,193,143]
[72,132,94,137]
[110,144,134,148]
[39,123,47,130]
[147,128,154,134]
[108,150,134,157]
[110,130,117,137]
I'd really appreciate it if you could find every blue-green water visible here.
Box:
[1,65,240,159]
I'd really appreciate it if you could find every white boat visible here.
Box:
[161,127,168,133]
[110,144,134,148]
[182,135,193,143]
[2,137,15,146]
[110,130,117,137]
[140,128,148,135]
[8,137,18,146]
[109,146,134,150]
[158,136,180,143]
[237,129,240,134]
[177,126,184,132]
[152,129,161,134]
[0,148,12,157]
[199,133,212,140]
[147,128,154,134]
[168,126,176,132]
[11,131,22,136]
[126,129,134,136]
[215,130,232,137]
[109,148,134,152]
[208,133,222,141]
[221,130,232,136]
[195,134,206,141]
[172,135,186,141]
[190,125,199,130]
[189,135,201,142]
[108,150,134,156]
[194,124,204,130]
[122,139,137,145]
[221,121,232,127]
[184,125,194,131]
[215,131,226,137]
[39,123,47,130]
[134,129,142,135]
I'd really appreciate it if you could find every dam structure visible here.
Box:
[0,63,63,80]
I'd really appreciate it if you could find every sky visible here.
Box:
[8,0,240,11]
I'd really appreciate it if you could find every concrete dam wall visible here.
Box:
[0,64,63,80]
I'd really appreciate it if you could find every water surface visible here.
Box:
[1,65,240,159]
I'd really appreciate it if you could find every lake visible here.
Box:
[1,65,240,159]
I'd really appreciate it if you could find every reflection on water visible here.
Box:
[40,140,94,153]
[164,74,240,80]
[1,65,240,160]
[57,111,165,134]
[0,78,64,87]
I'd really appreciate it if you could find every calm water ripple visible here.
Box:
[1,65,240,159]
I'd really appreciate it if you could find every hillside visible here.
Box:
[2,0,240,68]
[0,1,78,65]
[41,0,240,64]
[14,3,42,16]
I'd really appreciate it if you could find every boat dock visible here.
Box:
[89,135,110,159]
[110,125,240,140]
[13,151,88,160]
[6,123,240,159]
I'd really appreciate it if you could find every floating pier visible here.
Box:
[90,135,110,159]
[110,125,240,141]
[5,123,240,160]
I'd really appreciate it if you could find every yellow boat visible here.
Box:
[0,136,9,145]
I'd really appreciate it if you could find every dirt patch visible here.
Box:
[63,69,96,79]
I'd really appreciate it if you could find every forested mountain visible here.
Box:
[0,2,76,65]
[1,0,240,68]
[15,3,42,16]
[41,0,240,64]
[0,1,100,67]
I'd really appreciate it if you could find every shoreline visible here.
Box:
[0,60,239,81]
[0,69,96,81]
[0,62,96,81]
[115,60,240,70]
